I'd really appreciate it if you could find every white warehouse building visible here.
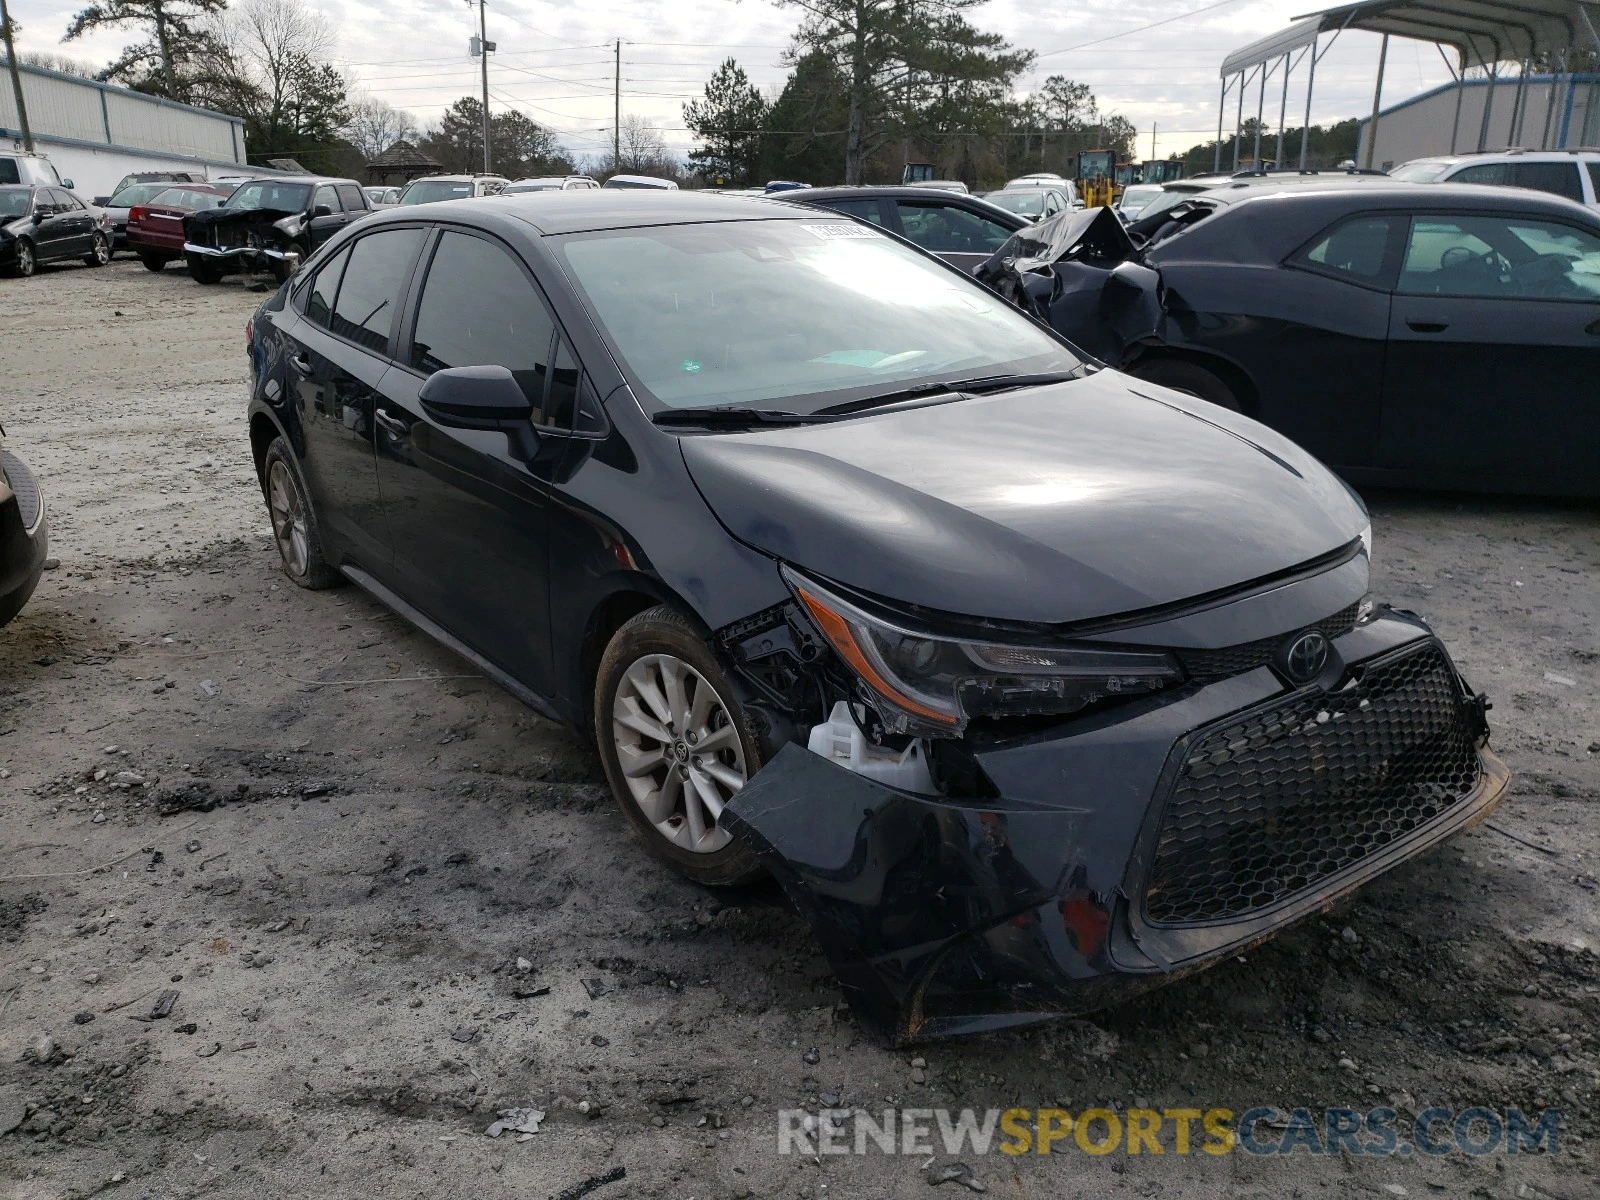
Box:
[1358,74,1599,170]
[1,59,249,200]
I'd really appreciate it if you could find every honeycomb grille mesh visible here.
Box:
[1177,601,1362,681]
[1145,642,1482,926]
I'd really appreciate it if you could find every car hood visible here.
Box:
[678,370,1368,626]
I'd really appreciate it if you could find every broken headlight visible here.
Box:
[785,569,1182,736]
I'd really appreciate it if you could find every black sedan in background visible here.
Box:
[980,178,1600,496]
[245,191,1506,1040]
[787,185,1027,272]
[0,424,46,628]
[0,185,113,276]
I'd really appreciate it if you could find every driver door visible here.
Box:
[1381,212,1600,492]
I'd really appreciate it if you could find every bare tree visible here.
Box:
[610,114,674,176]
[344,93,419,161]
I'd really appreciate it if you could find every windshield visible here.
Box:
[986,190,1052,216]
[1389,160,1452,183]
[225,182,312,212]
[1135,187,1209,222]
[1118,185,1163,213]
[399,180,473,204]
[559,219,1077,411]
[0,187,30,218]
[109,182,175,208]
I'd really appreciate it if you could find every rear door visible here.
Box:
[888,198,1017,272]
[280,226,427,566]
[373,226,560,694]
[56,190,96,253]
[1381,211,1600,492]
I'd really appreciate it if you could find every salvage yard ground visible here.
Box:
[1,258,1597,1199]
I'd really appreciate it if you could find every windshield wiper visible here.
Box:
[651,406,840,428]
[814,369,1084,417]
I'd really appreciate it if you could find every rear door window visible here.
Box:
[1292,215,1402,285]
[335,183,367,211]
[1510,161,1586,204]
[817,197,890,227]
[304,246,351,329]
[409,230,557,409]
[329,228,425,352]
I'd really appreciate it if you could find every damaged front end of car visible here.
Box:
[183,207,306,275]
[713,568,1509,1045]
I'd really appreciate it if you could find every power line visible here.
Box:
[1034,0,1257,60]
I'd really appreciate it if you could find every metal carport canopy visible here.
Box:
[1221,0,1600,76]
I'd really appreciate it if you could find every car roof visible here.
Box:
[782,184,993,202]
[1405,148,1600,165]
[1184,177,1600,221]
[357,190,820,237]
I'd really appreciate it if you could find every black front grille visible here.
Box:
[1144,641,1482,926]
[1177,601,1361,681]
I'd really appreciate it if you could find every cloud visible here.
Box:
[14,0,1457,161]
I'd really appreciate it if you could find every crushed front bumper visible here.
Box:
[722,611,1509,1043]
[183,241,301,270]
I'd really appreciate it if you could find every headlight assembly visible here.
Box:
[784,568,1183,736]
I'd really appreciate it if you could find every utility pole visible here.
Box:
[613,39,621,168]
[478,0,492,174]
[1,0,33,151]
[1151,122,1157,163]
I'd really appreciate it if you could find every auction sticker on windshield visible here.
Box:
[802,223,881,240]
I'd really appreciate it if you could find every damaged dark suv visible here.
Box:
[186,175,370,284]
[245,192,1509,1042]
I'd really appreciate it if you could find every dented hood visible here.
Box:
[679,370,1367,626]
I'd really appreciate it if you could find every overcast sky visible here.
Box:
[14,0,1458,163]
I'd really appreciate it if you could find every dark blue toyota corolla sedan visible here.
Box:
[245,191,1508,1042]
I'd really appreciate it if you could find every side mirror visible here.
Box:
[62,179,75,189]
[420,365,534,426]
[31,210,44,225]
[312,203,334,218]
[420,365,538,458]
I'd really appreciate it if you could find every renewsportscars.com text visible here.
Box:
[777,1106,1560,1158]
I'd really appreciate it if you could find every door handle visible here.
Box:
[373,409,409,439]
[288,354,312,373]
[1406,319,1450,333]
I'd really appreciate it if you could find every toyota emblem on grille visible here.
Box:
[1281,630,1329,684]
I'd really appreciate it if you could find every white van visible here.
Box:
[0,151,73,191]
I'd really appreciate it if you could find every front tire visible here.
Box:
[85,232,111,267]
[8,238,36,277]
[594,606,764,886]
[186,252,224,285]
[1128,358,1240,411]
[262,438,338,589]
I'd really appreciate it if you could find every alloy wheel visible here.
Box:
[611,653,748,854]
[93,234,111,265]
[266,459,309,578]
[17,241,34,276]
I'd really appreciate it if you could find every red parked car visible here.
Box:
[125,183,236,272]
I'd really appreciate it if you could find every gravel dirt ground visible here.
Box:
[1,257,1597,1200]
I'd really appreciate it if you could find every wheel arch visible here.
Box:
[577,581,695,731]
[1125,345,1262,418]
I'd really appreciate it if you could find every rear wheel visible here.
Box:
[1129,358,1240,412]
[138,251,172,272]
[84,232,111,267]
[594,606,764,886]
[186,252,224,285]
[262,438,338,589]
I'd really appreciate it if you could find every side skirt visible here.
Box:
[339,564,566,725]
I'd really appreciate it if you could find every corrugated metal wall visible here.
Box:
[1,62,242,163]
[1361,76,1599,169]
